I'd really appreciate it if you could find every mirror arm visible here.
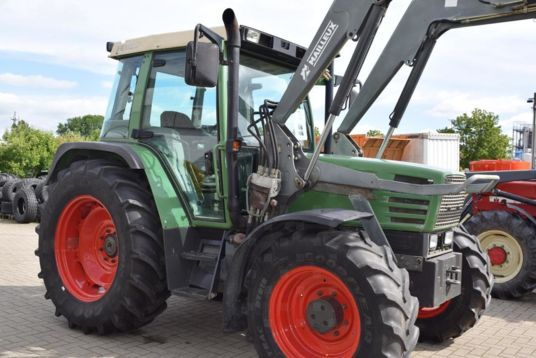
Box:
[191,24,225,69]
[194,24,224,47]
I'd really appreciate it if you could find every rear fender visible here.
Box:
[47,142,144,183]
[47,141,189,231]
[468,193,536,227]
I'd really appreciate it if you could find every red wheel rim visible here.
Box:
[54,195,119,302]
[418,300,451,319]
[488,246,507,266]
[268,266,360,358]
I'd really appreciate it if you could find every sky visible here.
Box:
[0,0,534,137]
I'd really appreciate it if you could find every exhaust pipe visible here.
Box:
[222,8,243,228]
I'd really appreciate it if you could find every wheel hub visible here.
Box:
[306,297,343,334]
[54,195,119,302]
[488,246,507,266]
[268,266,360,357]
[104,235,118,257]
[478,229,523,283]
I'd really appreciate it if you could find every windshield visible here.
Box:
[100,56,143,139]
[238,55,313,149]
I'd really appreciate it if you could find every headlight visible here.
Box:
[444,231,454,246]
[429,234,439,251]
[246,29,261,43]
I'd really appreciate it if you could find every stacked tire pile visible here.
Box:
[0,173,47,223]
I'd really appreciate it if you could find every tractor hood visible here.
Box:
[318,154,459,185]
[288,154,465,233]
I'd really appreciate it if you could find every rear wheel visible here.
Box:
[417,229,492,342]
[247,225,419,357]
[465,210,536,299]
[37,160,169,333]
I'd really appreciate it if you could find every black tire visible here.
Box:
[417,229,492,342]
[2,178,40,203]
[13,186,39,223]
[35,181,48,203]
[0,173,11,201]
[465,210,536,299]
[36,159,169,334]
[247,224,419,357]
[35,181,49,222]
[0,173,14,187]
[1,179,19,203]
[15,178,41,192]
[1,201,12,215]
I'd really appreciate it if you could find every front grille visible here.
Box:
[436,174,466,228]
[388,196,429,226]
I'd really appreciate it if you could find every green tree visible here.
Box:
[366,129,384,137]
[437,127,455,134]
[439,109,510,169]
[0,121,59,177]
[0,121,91,177]
[57,114,104,141]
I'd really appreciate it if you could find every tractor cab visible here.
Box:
[102,26,314,222]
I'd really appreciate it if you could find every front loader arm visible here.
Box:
[249,0,530,221]
[272,0,392,124]
[337,0,536,136]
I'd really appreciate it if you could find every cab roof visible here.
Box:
[109,27,226,59]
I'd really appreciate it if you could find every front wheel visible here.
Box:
[247,225,419,357]
[37,160,169,334]
[417,229,492,342]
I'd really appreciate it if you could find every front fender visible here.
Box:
[222,208,372,332]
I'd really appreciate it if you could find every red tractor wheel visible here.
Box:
[417,300,451,320]
[37,160,169,334]
[247,225,419,357]
[465,210,536,299]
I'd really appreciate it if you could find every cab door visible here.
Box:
[140,51,226,224]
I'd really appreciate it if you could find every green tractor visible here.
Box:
[37,1,535,356]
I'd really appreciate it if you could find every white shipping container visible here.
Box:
[400,132,460,171]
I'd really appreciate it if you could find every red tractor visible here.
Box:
[465,162,536,299]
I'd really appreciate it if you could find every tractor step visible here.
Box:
[180,250,219,262]
[172,286,216,300]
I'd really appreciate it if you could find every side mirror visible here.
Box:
[185,41,219,88]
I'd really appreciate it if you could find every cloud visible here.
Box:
[416,91,528,119]
[0,73,77,89]
[0,92,107,132]
[407,90,530,134]
[0,0,331,75]
[500,112,534,133]
[101,80,113,89]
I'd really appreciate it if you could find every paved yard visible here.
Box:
[1,218,536,357]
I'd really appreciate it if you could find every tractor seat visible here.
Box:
[160,111,216,170]
[161,111,195,130]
